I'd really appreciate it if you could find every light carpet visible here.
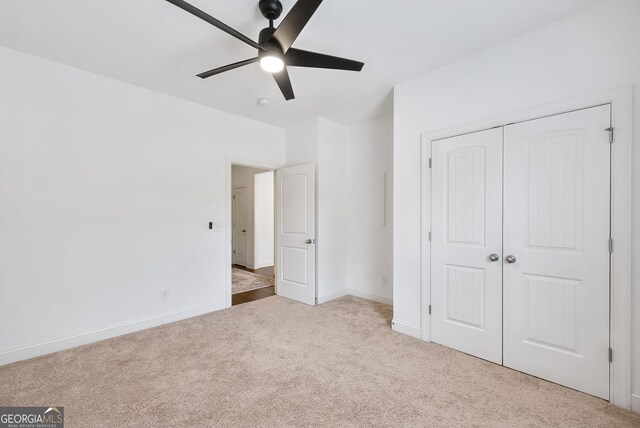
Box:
[232,267,274,294]
[1,296,638,427]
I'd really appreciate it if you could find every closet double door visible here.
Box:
[430,105,611,399]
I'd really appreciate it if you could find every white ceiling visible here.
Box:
[0,0,605,128]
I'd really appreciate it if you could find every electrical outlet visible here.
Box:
[161,289,170,301]
[382,275,389,285]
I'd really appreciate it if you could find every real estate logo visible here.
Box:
[0,407,64,428]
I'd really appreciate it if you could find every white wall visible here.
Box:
[285,118,319,167]
[348,116,393,304]
[254,171,274,269]
[285,116,392,304]
[231,165,270,268]
[316,118,351,302]
[0,47,285,365]
[285,117,351,302]
[392,0,640,409]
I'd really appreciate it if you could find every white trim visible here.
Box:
[420,85,633,409]
[632,393,640,414]
[253,261,274,269]
[392,319,422,339]
[0,301,226,366]
[421,134,432,342]
[318,289,393,305]
[349,289,393,306]
[225,156,283,308]
[607,88,633,410]
[317,289,350,304]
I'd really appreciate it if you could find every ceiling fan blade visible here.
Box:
[271,0,323,53]
[197,58,260,79]
[285,48,364,71]
[165,0,263,50]
[273,67,295,100]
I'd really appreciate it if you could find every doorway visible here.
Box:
[225,159,318,308]
[231,165,276,305]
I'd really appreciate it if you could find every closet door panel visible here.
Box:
[430,128,503,364]
[503,105,611,399]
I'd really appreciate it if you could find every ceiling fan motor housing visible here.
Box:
[258,26,283,56]
[259,0,283,21]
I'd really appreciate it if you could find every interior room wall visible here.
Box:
[285,116,392,304]
[347,115,393,304]
[231,165,270,269]
[254,171,274,269]
[0,46,285,365]
[316,117,351,302]
[284,117,350,303]
[392,0,640,410]
[285,117,319,167]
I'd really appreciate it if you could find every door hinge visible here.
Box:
[609,347,613,363]
[606,127,614,144]
[428,158,432,168]
[609,238,613,254]
[428,304,432,315]
[428,231,432,242]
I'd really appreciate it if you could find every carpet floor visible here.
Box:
[1,296,638,427]
[232,268,275,294]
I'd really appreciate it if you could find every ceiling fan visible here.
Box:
[165,0,364,100]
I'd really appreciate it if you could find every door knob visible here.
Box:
[489,253,500,262]
[505,255,517,264]
[305,239,316,245]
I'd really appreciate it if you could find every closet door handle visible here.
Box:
[505,255,517,264]
[489,254,500,262]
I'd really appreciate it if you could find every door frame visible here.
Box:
[420,86,633,409]
[225,156,283,309]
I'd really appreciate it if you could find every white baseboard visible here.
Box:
[632,393,640,414]
[317,289,350,304]
[0,301,226,366]
[348,289,392,305]
[254,261,274,269]
[317,289,393,306]
[392,319,422,339]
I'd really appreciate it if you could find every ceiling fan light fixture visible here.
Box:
[259,55,285,73]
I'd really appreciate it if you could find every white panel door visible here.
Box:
[431,128,504,364]
[232,187,248,267]
[503,105,611,399]
[275,164,316,305]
